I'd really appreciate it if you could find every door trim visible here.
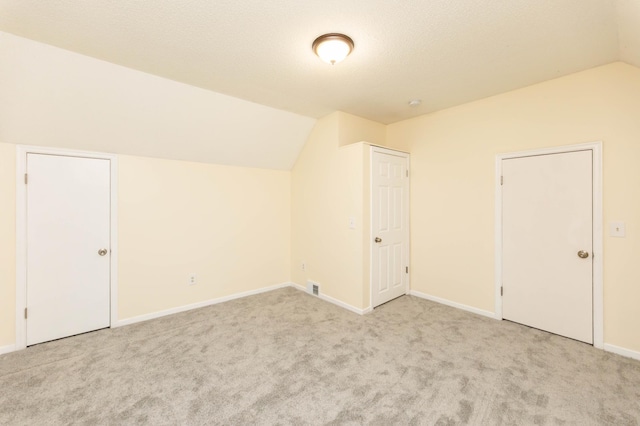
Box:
[494,142,603,348]
[15,145,118,351]
[369,146,410,309]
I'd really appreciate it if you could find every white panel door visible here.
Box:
[372,150,409,308]
[502,150,593,343]
[26,154,111,345]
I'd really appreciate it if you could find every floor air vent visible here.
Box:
[306,280,320,296]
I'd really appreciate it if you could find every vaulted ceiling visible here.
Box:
[1,0,639,125]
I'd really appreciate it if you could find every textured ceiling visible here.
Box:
[0,0,637,124]
[617,0,640,68]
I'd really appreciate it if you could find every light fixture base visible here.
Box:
[312,33,354,65]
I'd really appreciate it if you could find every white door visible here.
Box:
[502,150,593,343]
[372,149,410,308]
[26,154,111,345]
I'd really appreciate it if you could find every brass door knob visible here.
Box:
[374,237,382,243]
[577,250,589,259]
[98,248,108,256]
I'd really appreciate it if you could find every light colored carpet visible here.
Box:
[1,287,639,425]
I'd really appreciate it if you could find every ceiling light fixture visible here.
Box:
[312,33,354,65]
[408,99,422,107]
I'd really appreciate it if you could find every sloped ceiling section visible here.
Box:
[0,0,634,125]
[0,1,638,170]
[0,32,315,170]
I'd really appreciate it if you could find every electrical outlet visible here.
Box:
[301,262,306,271]
[188,273,197,286]
[349,216,356,229]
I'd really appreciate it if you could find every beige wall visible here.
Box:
[0,31,295,348]
[0,148,291,346]
[338,113,387,147]
[0,143,16,347]
[387,62,640,353]
[118,155,291,319]
[291,112,371,310]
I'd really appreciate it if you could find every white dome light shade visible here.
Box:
[312,33,354,65]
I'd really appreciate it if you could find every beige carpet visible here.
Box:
[1,287,639,425]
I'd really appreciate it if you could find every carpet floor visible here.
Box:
[1,287,639,425]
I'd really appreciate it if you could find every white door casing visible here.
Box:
[371,147,410,308]
[16,146,119,350]
[26,154,111,345]
[494,142,605,349]
[502,150,593,343]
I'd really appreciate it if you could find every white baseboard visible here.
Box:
[0,344,16,355]
[410,292,640,360]
[290,282,369,315]
[290,282,307,293]
[10,282,637,362]
[410,290,498,320]
[114,282,291,327]
[604,343,640,361]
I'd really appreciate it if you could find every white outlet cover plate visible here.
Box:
[609,221,626,237]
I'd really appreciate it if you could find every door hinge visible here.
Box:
[406,170,409,177]
[500,286,503,296]
[500,176,503,185]
[405,266,409,273]
[24,307,28,319]
[24,173,28,184]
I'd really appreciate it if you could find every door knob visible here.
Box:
[375,237,382,243]
[98,248,108,256]
[577,250,589,259]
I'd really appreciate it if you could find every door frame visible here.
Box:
[369,146,411,309]
[15,145,118,350]
[494,141,603,348]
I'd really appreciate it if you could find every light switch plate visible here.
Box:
[609,221,626,238]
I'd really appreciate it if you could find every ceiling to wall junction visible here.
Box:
[1,0,638,125]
